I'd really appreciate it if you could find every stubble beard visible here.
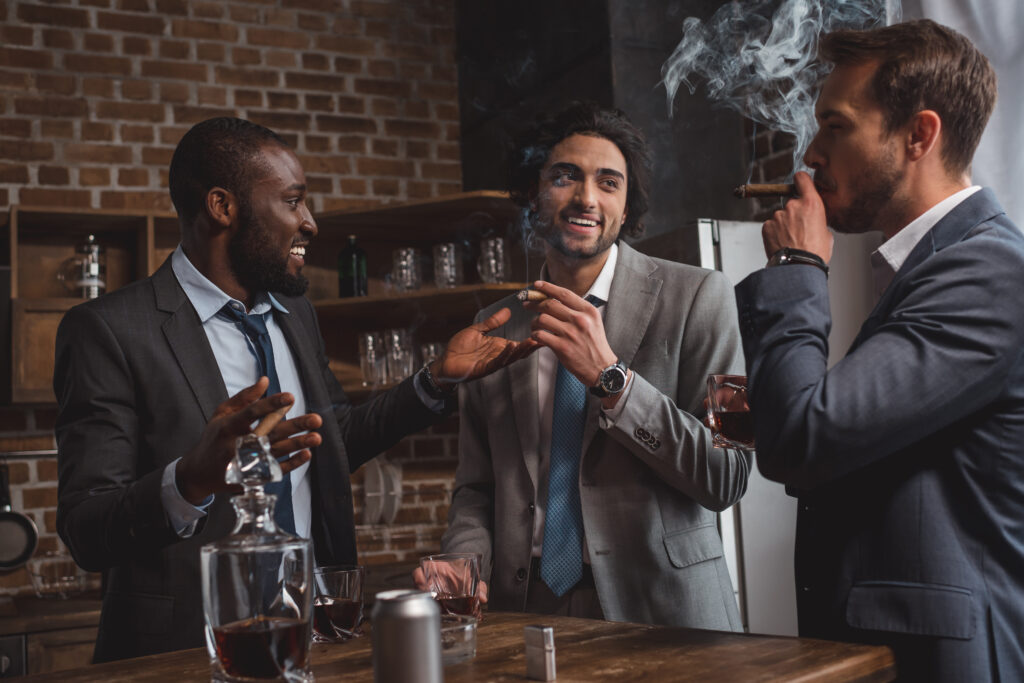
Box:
[229,198,309,297]
[824,143,903,235]
[532,211,618,261]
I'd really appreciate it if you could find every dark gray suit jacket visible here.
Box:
[736,189,1024,681]
[444,243,750,630]
[54,257,442,662]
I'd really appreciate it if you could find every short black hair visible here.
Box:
[168,117,288,227]
[507,101,652,239]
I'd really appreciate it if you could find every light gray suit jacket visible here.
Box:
[443,242,750,630]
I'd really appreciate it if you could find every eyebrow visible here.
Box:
[548,162,625,180]
[284,183,307,192]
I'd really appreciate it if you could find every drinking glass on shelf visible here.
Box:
[419,342,445,366]
[391,248,422,291]
[358,332,387,387]
[385,328,415,384]
[433,242,463,289]
[477,236,510,284]
[312,565,365,643]
[706,374,754,450]
[419,553,482,619]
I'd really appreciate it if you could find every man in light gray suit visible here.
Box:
[736,21,1024,681]
[425,103,750,629]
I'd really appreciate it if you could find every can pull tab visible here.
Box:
[524,625,556,681]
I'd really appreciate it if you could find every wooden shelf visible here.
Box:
[314,282,526,328]
[314,190,519,243]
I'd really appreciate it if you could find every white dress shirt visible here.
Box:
[870,186,982,301]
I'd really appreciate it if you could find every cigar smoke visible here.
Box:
[661,0,899,177]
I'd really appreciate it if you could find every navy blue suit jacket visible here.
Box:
[735,189,1024,681]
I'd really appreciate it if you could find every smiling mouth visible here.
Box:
[289,245,306,262]
[566,216,599,228]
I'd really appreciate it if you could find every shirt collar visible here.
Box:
[539,242,618,305]
[870,186,981,300]
[171,245,288,321]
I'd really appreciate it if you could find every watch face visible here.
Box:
[601,365,626,393]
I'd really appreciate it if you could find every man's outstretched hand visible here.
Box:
[175,377,323,505]
[431,307,539,388]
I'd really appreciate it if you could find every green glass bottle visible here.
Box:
[338,234,368,297]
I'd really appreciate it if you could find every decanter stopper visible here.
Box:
[226,433,282,491]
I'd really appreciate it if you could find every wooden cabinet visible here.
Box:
[6,192,531,403]
[6,206,178,403]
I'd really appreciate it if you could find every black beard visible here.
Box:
[229,200,309,297]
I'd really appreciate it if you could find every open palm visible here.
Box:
[436,307,539,383]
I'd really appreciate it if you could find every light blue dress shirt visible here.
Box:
[160,245,444,538]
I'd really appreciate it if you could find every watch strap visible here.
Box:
[766,247,829,275]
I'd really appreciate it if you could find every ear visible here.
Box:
[205,187,237,229]
[906,110,942,162]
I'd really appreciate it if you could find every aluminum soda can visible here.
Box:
[371,589,442,683]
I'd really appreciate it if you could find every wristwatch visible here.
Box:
[766,247,829,275]
[589,360,629,398]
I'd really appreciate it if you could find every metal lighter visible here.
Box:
[524,624,556,681]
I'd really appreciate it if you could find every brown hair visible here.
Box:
[820,19,996,176]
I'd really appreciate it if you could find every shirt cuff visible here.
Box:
[413,367,448,413]
[598,370,635,428]
[161,458,213,537]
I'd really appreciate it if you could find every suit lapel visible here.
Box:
[153,260,226,423]
[506,309,542,491]
[849,188,1004,353]
[581,242,661,455]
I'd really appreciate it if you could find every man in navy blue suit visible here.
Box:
[735,20,1024,681]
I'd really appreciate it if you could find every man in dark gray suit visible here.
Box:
[54,118,535,662]
[736,20,1024,681]
[423,103,751,629]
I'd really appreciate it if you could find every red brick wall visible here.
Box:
[745,121,798,220]
[0,0,464,595]
[0,0,462,214]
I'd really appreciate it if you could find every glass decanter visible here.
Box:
[201,434,313,682]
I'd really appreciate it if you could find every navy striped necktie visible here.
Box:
[218,303,296,535]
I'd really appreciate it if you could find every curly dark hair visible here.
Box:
[507,101,652,239]
[168,117,288,227]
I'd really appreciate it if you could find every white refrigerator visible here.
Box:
[696,218,882,636]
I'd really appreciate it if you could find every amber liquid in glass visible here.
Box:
[312,598,362,639]
[437,595,479,617]
[714,409,754,447]
[213,616,310,679]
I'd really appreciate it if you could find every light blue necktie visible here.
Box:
[540,295,603,596]
[218,303,296,535]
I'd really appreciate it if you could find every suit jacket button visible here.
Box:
[652,440,660,450]
[528,503,535,513]
[635,427,649,439]
[516,567,527,581]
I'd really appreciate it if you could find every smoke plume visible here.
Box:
[661,0,899,177]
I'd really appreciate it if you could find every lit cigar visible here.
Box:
[516,289,548,303]
[733,183,796,198]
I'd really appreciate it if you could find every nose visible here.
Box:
[803,131,825,170]
[574,177,598,208]
[301,203,318,237]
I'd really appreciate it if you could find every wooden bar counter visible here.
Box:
[19,611,895,682]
